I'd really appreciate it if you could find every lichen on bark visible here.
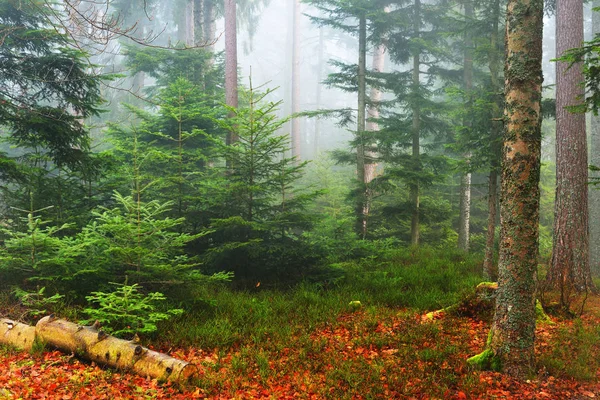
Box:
[471,0,544,380]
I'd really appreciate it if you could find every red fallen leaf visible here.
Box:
[456,391,467,399]
[581,391,596,398]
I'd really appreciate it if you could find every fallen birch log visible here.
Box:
[0,318,36,351]
[1,315,198,385]
[36,315,198,384]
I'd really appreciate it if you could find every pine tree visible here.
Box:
[305,0,389,238]
[547,0,595,304]
[373,0,453,245]
[199,83,321,284]
[0,0,103,171]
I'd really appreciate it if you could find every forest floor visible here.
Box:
[2,296,600,399]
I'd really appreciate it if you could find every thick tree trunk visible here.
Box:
[548,0,594,300]
[291,0,302,163]
[410,0,421,246]
[483,0,502,280]
[225,0,239,146]
[590,0,600,277]
[458,0,474,252]
[355,14,368,238]
[486,0,543,378]
[1,316,198,384]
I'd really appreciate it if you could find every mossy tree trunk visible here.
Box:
[548,0,595,302]
[485,0,543,379]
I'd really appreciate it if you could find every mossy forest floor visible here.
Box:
[1,249,600,399]
[2,302,600,399]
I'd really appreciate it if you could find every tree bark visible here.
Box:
[458,0,474,252]
[410,0,421,246]
[225,0,239,146]
[0,319,36,351]
[360,41,387,239]
[35,316,197,384]
[366,44,386,156]
[590,0,600,277]
[291,0,302,163]
[487,0,543,378]
[548,0,594,301]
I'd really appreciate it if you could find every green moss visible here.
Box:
[475,282,497,290]
[467,329,502,372]
[535,300,553,324]
[467,348,502,372]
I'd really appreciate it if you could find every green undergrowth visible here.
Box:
[539,319,600,381]
[160,246,482,349]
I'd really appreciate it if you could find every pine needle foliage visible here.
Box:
[198,83,323,285]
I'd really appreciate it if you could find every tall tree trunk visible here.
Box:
[203,0,216,47]
[548,0,594,302]
[177,0,194,45]
[483,0,502,280]
[193,0,204,46]
[314,27,324,157]
[185,0,194,46]
[590,0,600,277]
[458,0,474,252]
[488,0,543,378]
[360,41,387,239]
[355,13,367,238]
[177,4,187,44]
[410,0,421,246]
[225,0,239,145]
[291,0,302,162]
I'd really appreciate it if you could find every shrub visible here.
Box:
[81,283,183,338]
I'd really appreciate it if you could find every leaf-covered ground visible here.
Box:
[1,304,600,399]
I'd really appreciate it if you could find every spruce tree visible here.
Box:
[199,83,321,284]
[0,0,103,172]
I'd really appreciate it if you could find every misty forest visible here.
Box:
[2,0,600,398]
